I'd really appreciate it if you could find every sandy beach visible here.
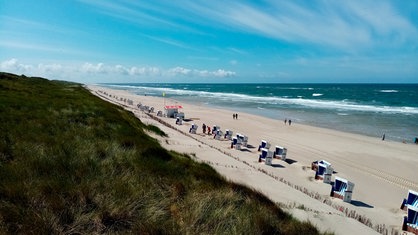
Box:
[88,85,418,235]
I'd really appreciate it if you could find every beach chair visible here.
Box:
[259,148,268,159]
[265,152,273,166]
[231,137,242,150]
[237,134,248,147]
[236,134,243,144]
[259,148,273,165]
[212,125,220,134]
[401,190,418,210]
[274,146,287,161]
[189,123,198,134]
[402,205,418,234]
[235,141,242,150]
[315,162,333,184]
[331,177,354,203]
[258,140,270,151]
[175,117,182,125]
[311,160,331,171]
[224,129,233,140]
[231,137,237,148]
[214,130,223,140]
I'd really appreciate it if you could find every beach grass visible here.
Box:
[0,72,328,234]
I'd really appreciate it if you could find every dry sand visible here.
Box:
[87,85,418,235]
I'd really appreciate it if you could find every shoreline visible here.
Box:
[88,85,418,235]
[102,83,418,144]
[173,100,407,144]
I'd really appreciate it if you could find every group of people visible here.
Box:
[284,118,292,125]
[202,123,211,135]
[233,113,239,119]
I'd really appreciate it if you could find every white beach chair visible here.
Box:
[214,130,223,140]
[258,140,270,151]
[224,129,233,140]
[237,134,248,147]
[332,177,354,203]
[189,123,198,134]
[315,162,333,184]
[274,146,287,161]
[175,117,182,125]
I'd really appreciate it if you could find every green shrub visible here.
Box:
[0,72,327,234]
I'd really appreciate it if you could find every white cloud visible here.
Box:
[168,66,192,76]
[81,62,107,73]
[129,66,160,76]
[182,0,418,52]
[0,59,235,81]
[212,69,236,77]
[0,58,33,72]
[167,66,235,78]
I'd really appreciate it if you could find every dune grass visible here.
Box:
[0,72,327,234]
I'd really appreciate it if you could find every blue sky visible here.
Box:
[1,0,417,83]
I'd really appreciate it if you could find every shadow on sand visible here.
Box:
[246,144,256,149]
[351,200,374,208]
[284,158,297,164]
[240,148,253,153]
[271,163,285,168]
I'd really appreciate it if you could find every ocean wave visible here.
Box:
[282,98,418,114]
[379,90,398,93]
[106,84,418,115]
[312,93,323,97]
[287,87,314,90]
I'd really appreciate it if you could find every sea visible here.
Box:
[102,83,418,143]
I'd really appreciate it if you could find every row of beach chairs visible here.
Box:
[153,109,361,206]
[135,101,417,233]
[310,159,355,203]
[137,103,154,113]
[158,109,418,233]
[257,140,287,166]
[97,90,134,106]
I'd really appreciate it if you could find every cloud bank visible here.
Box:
[0,59,236,82]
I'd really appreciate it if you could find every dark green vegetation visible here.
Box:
[0,72,325,234]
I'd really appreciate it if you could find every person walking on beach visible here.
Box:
[288,119,292,126]
[207,126,211,135]
[233,113,236,119]
[202,123,206,134]
[382,133,385,141]
[284,118,287,125]
[235,113,238,119]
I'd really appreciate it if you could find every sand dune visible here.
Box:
[88,85,418,235]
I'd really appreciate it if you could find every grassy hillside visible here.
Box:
[0,72,325,234]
